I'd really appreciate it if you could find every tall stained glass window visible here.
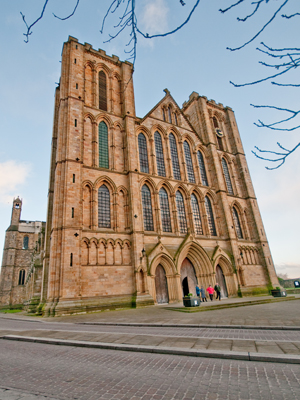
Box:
[176,191,187,234]
[233,207,243,239]
[197,151,208,186]
[169,133,181,180]
[99,121,109,168]
[138,133,149,173]
[159,188,172,232]
[191,194,203,235]
[222,158,234,195]
[98,185,111,228]
[184,141,195,183]
[141,185,154,231]
[98,71,107,111]
[154,132,166,177]
[205,196,217,236]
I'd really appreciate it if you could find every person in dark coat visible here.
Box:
[214,283,221,300]
[200,286,207,302]
[196,285,200,298]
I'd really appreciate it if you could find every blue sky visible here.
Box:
[0,0,299,279]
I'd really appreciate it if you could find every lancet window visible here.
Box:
[197,151,208,186]
[191,194,203,235]
[184,141,195,183]
[222,158,234,195]
[176,191,187,234]
[233,207,243,239]
[98,71,107,111]
[169,133,181,180]
[18,269,25,285]
[99,121,109,168]
[159,188,172,232]
[98,185,111,228]
[138,133,149,173]
[23,236,29,250]
[154,132,166,177]
[141,185,154,231]
[205,196,217,236]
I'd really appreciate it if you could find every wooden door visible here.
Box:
[155,264,169,304]
[216,265,228,298]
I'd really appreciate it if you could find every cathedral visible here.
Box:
[0,36,278,315]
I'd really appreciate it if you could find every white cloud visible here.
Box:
[275,263,300,279]
[141,0,169,35]
[0,161,31,204]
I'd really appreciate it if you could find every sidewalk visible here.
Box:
[1,295,300,364]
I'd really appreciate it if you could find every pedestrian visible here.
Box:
[206,285,214,301]
[196,284,200,298]
[214,282,221,301]
[200,286,207,302]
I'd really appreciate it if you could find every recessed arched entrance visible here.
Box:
[180,258,197,297]
[155,264,169,304]
[216,264,228,298]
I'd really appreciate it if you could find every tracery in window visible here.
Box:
[176,191,187,234]
[191,194,203,235]
[99,121,109,168]
[98,71,107,111]
[197,151,208,186]
[183,141,195,183]
[159,188,172,232]
[169,133,181,180]
[233,207,243,239]
[205,196,217,236]
[222,158,234,195]
[98,185,111,228]
[138,133,149,173]
[141,185,154,231]
[154,132,166,177]
[23,236,29,250]
[18,269,25,285]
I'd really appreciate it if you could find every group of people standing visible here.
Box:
[195,283,222,302]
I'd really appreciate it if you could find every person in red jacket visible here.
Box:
[206,285,214,301]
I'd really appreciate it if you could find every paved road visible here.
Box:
[1,340,300,400]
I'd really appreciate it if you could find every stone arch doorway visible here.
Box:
[180,258,198,297]
[216,265,228,298]
[155,264,169,304]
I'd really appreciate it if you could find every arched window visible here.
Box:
[159,188,172,232]
[197,151,208,186]
[138,133,149,173]
[183,141,195,183]
[23,236,29,250]
[98,71,107,111]
[169,133,181,180]
[162,108,166,121]
[154,132,166,177]
[168,106,172,123]
[191,194,203,235]
[98,185,111,228]
[213,117,219,128]
[205,196,217,236]
[174,113,178,125]
[222,158,234,195]
[176,191,187,234]
[99,121,109,168]
[141,185,154,231]
[18,269,25,285]
[233,207,243,239]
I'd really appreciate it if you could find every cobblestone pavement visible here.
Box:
[1,340,300,400]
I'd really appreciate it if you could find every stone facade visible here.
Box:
[40,36,278,316]
[0,198,45,309]
[0,36,278,314]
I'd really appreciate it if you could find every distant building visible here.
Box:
[0,36,278,314]
[0,198,45,310]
